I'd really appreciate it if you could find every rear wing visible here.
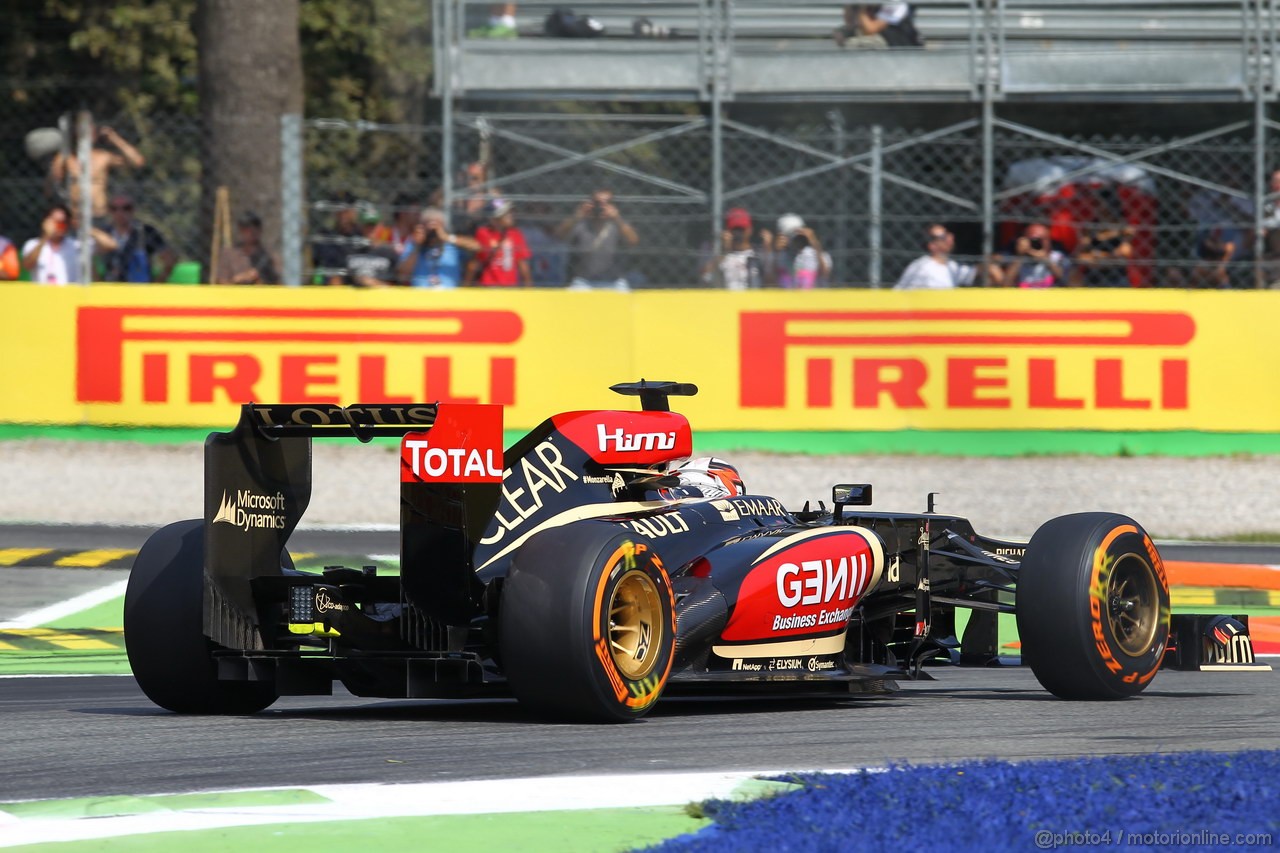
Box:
[204,402,503,648]
[204,384,697,648]
[242,403,439,440]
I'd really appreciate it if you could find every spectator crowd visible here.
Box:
[304,179,653,290]
[6,123,1280,290]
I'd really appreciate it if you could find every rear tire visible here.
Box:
[1016,512,1170,700]
[500,524,676,722]
[124,519,278,714]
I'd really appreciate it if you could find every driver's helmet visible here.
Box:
[658,457,745,501]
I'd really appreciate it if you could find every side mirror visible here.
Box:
[832,484,873,507]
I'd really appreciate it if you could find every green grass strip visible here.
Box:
[0,805,707,853]
[0,789,330,820]
[0,650,130,676]
[5,423,1280,456]
[0,424,214,445]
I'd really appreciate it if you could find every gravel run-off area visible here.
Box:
[3,439,1280,541]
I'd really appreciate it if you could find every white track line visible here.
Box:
[0,579,129,630]
[0,769,860,847]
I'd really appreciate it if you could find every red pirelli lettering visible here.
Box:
[946,358,1010,409]
[281,355,340,405]
[852,359,926,409]
[739,310,1195,411]
[77,307,523,405]
[189,354,261,404]
[1027,358,1085,409]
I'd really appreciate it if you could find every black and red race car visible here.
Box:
[125,381,1265,721]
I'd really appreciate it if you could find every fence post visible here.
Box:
[829,110,848,285]
[76,110,93,285]
[1253,0,1267,287]
[280,113,304,287]
[709,0,726,256]
[869,124,883,288]
[1255,90,1266,288]
[441,0,456,221]
[980,0,997,282]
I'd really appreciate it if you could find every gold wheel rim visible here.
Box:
[608,571,662,680]
[1108,553,1160,656]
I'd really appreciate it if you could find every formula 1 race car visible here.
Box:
[124,381,1259,722]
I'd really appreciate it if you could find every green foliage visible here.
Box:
[299,0,432,123]
[298,0,435,203]
[37,0,200,116]
[10,0,431,122]
[0,0,435,250]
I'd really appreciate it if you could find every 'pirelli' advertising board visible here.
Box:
[1,284,1273,432]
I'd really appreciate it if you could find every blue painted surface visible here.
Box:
[652,751,1280,852]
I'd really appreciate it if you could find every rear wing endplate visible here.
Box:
[204,403,444,648]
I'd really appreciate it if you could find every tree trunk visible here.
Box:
[196,0,302,277]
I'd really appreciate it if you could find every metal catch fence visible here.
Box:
[4,92,1279,287]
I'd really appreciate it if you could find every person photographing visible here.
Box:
[21,202,116,285]
[396,208,479,288]
[557,188,639,289]
[1004,222,1067,288]
[465,198,532,287]
[773,213,831,288]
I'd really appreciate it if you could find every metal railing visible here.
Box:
[434,0,1278,101]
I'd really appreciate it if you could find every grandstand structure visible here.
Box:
[428,0,1280,286]
[439,0,1271,101]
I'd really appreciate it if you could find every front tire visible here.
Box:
[500,524,676,722]
[124,519,278,714]
[1016,512,1170,700]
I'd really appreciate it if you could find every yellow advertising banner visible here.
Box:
[1,283,1275,432]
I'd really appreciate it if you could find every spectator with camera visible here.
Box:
[466,198,533,287]
[772,213,831,288]
[396,208,480,289]
[212,211,281,285]
[1069,189,1133,287]
[702,207,768,290]
[21,202,116,285]
[1072,227,1133,288]
[100,193,177,283]
[1003,222,1068,288]
[557,188,640,289]
[896,223,1002,289]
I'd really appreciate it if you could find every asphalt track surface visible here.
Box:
[4,668,1278,803]
[2,523,1278,803]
